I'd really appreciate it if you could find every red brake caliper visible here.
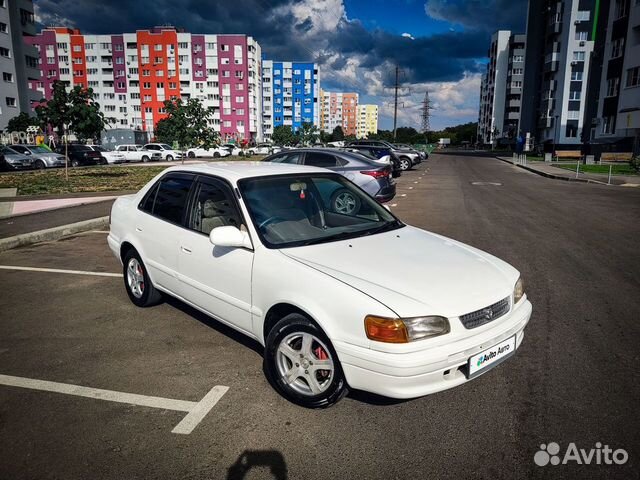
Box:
[314,346,329,379]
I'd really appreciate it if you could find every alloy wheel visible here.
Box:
[126,258,145,299]
[334,192,357,214]
[275,332,334,396]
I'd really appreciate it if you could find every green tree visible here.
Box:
[319,130,331,144]
[271,125,295,146]
[331,126,344,141]
[35,80,105,141]
[5,112,39,132]
[154,98,218,162]
[299,122,319,146]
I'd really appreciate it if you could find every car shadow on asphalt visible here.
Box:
[227,450,288,480]
[163,296,264,356]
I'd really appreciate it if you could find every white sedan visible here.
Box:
[186,146,231,159]
[108,163,532,408]
[88,145,126,164]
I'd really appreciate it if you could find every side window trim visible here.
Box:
[137,172,196,228]
[185,174,250,238]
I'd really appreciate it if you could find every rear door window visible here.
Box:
[148,175,194,225]
[304,152,339,168]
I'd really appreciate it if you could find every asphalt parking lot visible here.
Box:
[0,154,638,480]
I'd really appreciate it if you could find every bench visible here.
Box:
[600,152,633,163]
[554,150,582,161]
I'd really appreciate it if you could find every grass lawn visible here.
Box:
[0,165,168,196]
[554,163,638,176]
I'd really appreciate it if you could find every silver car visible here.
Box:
[0,146,35,170]
[9,144,65,169]
[262,148,397,213]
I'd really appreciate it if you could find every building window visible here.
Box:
[565,125,578,138]
[614,0,628,19]
[611,38,625,58]
[572,51,585,61]
[0,47,10,58]
[571,71,583,81]
[576,11,590,21]
[569,90,582,100]
[602,115,615,134]
[575,31,588,41]
[2,72,12,82]
[512,68,523,75]
[6,97,16,107]
[606,77,620,97]
[221,45,229,52]
[626,66,640,87]
[0,22,6,33]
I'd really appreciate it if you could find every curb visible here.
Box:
[0,216,109,252]
[0,197,117,220]
[495,157,611,185]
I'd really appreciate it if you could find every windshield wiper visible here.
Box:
[361,220,403,236]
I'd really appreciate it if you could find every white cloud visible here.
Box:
[401,32,415,40]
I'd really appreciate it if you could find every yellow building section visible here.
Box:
[356,104,378,139]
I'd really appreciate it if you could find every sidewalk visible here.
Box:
[497,157,640,186]
[0,199,115,239]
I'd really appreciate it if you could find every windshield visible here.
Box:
[239,173,402,248]
[92,146,108,152]
[159,144,172,150]
[27,146,51,153]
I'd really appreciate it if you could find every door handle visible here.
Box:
[136,227,142,232]
[180,246,192,254]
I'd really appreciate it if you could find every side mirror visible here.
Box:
[25,151,32,155]
[209,226,252,249]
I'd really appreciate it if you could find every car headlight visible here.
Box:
[514,277,525,304]
[365,315,450,343]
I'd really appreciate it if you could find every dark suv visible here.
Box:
[56,144,105,167]
[346,140,422,171]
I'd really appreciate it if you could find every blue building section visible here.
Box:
[269,61,316,133]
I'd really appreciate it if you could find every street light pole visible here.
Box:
[63,123,69,181]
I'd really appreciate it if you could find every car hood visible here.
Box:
[281,225,518,318]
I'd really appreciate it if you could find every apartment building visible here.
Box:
[261,60,319,140]
[477,31,526,146]
[0,0,40,130]
[319,89,358,136]
[356,104,378,138]
[28,26,262,141]
[520,0,598,150]
[593,0,639,147]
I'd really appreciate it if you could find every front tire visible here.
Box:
[71,159,80,167]
[264,314,348,408]
[166,154,174,162]
[123,250,162,307]
[213,151,221,158]
[141,155,150,163]
[35,160,46,170]
[399,157,411,171]
[188,151,196,158]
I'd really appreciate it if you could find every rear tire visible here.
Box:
[264,314,348,408]
[141,155,150,163]
[213,151,221,158]
[399,157,411,171]
[123,250,162,308]
[71,159,80,167]
[330,188,361,215]
[34,160,46,170]
[188,151,196,158]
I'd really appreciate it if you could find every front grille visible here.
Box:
[459,297,510,329]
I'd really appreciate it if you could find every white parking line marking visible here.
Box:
[0,374,228,435]
[400,194,407,197]
[390,203,398,207]
[171,386,230,435]
[0,265,121,277]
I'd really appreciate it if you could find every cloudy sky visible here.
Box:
[33,0,528,131]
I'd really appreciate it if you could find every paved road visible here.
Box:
[0,154,638,480]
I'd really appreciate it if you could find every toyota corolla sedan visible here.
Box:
[108,162,531,408]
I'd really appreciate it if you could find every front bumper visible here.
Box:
[336,299,532,399]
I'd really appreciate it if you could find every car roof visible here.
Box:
[160,161,333,181]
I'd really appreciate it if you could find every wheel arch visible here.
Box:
[262,302,327,345]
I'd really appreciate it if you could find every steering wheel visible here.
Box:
[258,216,286,230]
